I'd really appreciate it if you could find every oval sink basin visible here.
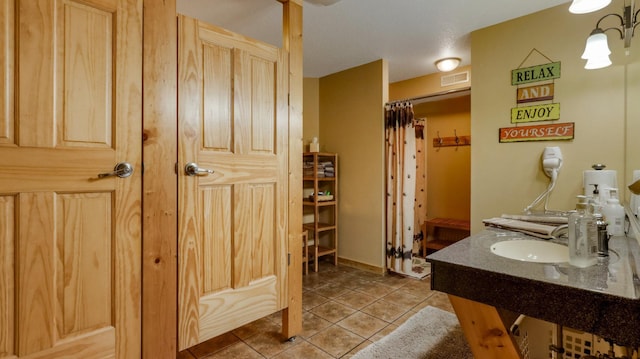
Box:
[490,239,569,263]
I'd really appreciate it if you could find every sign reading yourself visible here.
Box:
[511,61,561,85]
[499,122,574,143]
[511,103,560,123]
[517,83,554,103]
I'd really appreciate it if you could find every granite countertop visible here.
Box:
[426,226,640,347]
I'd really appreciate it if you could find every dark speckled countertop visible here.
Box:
[426,225,640,347]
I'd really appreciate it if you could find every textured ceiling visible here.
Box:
[177,0,570,82]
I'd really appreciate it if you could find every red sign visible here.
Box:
[499,122,574,143]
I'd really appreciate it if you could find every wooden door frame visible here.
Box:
[141,1,303,357]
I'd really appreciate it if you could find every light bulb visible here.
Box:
[569,0,611,14]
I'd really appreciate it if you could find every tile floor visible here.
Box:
[178,260,454,359]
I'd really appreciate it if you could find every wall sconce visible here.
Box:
[571,0,639,69]
[435,57,461,72]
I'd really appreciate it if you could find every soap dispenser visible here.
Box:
[601,188,625,236]
[568,196,598,268]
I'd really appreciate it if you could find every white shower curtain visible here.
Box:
[385,102,425,277]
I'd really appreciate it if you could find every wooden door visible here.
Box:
[0,0,142,358]
[177,15,289,350]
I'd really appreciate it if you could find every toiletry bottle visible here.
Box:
[594,213,609,257]
[602,189,625,236]
[568,196,598,268]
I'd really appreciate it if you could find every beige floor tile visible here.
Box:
[382,290,423,309]
[421,291,455,313]
[313,283,351,299]
[272,340,333,359]
[303,291,330,311]
[336,311,388,339]
[187,332,241,358]
[369,323,399,342]
[232,317,281,340]
[309,300,356,323]
[201,342,263,359]
[397,279,433,299]
[393,308,419,326]
[341,340,373,359]
[307,325,365,358]
[361,299,409,323]
[370,273,411,289]
[300,311,332,339]
[333,290,377,310]
[243,330,300,358]
[352,281,395,298]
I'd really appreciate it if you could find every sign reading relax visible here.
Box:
[511,62,561,85]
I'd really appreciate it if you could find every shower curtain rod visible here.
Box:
[387,86,471,105]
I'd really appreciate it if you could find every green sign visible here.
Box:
[511,62,561,85]
[511,103,560,123]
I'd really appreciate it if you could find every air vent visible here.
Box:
[441,71,469,87]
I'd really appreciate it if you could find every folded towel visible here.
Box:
[500,214,568,225]
[483,217,559,239]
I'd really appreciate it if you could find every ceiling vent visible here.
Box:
[441,71,469,87]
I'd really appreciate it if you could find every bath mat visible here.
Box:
[401,257,431,280]
[351,306,472,359]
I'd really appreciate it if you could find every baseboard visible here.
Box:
[337,257,386,275]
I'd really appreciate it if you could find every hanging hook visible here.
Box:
[454,129,460,145]
[437,131,443,146]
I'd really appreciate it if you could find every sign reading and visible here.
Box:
[517,83,554,103]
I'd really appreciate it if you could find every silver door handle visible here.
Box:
[98,162,133,178]
[185,162,214,176]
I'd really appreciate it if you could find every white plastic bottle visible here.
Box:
[568,197,598,268]
[602,197,625,236]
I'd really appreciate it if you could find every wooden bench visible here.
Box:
[423,217,471,255]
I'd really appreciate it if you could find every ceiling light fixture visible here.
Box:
[435,57,461,72]
[570,0,639,69]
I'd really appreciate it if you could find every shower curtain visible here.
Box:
[385,102,427,278]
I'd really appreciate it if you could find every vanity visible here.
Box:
[426,214,640,358]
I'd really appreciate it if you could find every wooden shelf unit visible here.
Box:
[303,152,338,272]
[423,217,470,254]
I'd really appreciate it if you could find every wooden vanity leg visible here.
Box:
[448,295,523,359]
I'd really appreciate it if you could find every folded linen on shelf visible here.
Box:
[483,217,559,239]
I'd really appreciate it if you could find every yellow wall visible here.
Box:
[389,65,471,101]
[318,59,388,268]
[303,77,320,150]
[471,1,639,232]
[414,96,471,221]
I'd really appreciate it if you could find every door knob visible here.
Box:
[98,162,134,178]
[185,162,214,176]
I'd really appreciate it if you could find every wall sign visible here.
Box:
[511,61,561,85]
[499,122,574,143]
[500,49,573,143]
[517,83,554,103]
[511,103,560,123]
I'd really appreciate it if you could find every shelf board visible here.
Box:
[303,223,336,232]
[309,245,336,257]
[303,176,336,181]
[425,239,458,251]
[303,200,336,206]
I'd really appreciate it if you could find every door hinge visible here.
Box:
[288,253,291,266]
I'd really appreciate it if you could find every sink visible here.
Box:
[490,239,569,263]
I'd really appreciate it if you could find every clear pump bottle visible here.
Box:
[568,196,598,268]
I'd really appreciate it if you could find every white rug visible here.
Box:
[352,306,472,359]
